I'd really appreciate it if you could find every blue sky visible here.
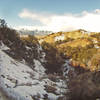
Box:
[0,0,100,31]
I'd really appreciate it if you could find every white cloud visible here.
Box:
[19,9,53,25]
[94,9,100,14]
[18,9,100,32]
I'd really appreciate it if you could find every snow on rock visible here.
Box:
[25,46,31,50]
[48,93,58,100]
[0,41,9,50]
[33,59,46,79]
[39,39,44,44]
[63,60,74,76]
[0,44,68,100]
[81,30,91,34]
[40,52,46,63]
[55,34,65,42]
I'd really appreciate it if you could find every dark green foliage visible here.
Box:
[0,19,7,27]
[0,19,20,45]
[0,19,40,68]
[68,72,100,100]
[41,42,64,74]
[59,43,97,66]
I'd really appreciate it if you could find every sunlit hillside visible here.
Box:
[39,29,100,72]
[38,29,98,44]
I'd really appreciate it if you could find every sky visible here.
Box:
[0,0,100,32]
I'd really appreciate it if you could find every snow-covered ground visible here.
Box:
[63,60,74,77]
[0,43,68,100]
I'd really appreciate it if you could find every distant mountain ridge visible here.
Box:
[17,29,52,36]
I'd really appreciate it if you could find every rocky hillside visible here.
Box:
[18,29,52,36]
[0,43,69,100]
[37,29,100,100]
[39,29,100,71]
[0,22,73,100]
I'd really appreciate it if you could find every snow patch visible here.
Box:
[0,44,67,100]
[0,41,9,50]
[55,34,65,41]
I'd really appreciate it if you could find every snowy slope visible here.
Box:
[63,60,74,76]
[0,43,68,100]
